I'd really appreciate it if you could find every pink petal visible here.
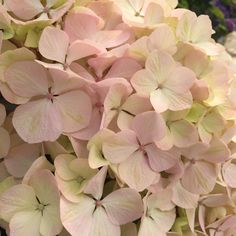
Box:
[84,166,107,200]
[29,170,60,206]
[144,2,164,25]
[54,154,77,180]
[9,211,41,236]
[0,184,37,222]
[0,127,10,158]
[148,24,177,55]
[90,207,120,236]
[60,196,95,236]
[22,156,54,184]
[118,151,158,191]
[4,143,40,178]
[102,130,138,164]
[131,111,166,144]
[39,26,69,63]
[222,161,236,188]
[67,40,104,65]
[146,144,178,172]
[139,217,166,236]
[172,181,199,209]
[169,120,198,148]
[6,0,43,20]
[93,30,130,48]
[102,188,143,225]
[191,15,213,43]
[6,61,49,98]
[145,51,175,84]
[153,89,193,112]
[49,68,84,95]
[117,94,152,130]
[105,58,142,79]
[201,137,230,163]
[54,90,92,133]
[12,99,62,143]
[164,66,196,93]
[181,161,217,194]
[131,69,158,95]
[64,9,102,42]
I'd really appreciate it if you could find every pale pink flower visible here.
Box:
[55,154,98,202]
[0,170,62,236]
[60,166,143,236]
[131,51,196,113]
[176,11,223,56]
[6,61,92,143]
[64,7,130,49]
[38,26,104,71]
[102,111,178,191]
[181,138,230,194]
[138,190,176,236]
[5,0,74,22]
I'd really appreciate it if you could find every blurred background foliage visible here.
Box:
[178,0,236,39]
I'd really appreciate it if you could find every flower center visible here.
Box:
[95,200,102,207]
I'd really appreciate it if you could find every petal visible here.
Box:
[54,154,77,180]
[4,143,40,178]
[90,207,120,236]
[176,11,196,42]
[103,188,143,225]
[84,166,107,200]
[222,162,236,188]
[201,137,230,163]
[9,211,41,236]
[181,161,217,194]
[164,66,196,93]
[160,89,193,111]
[102,130,138,164]
[6,61,49,97]
[29,170,60,206]
[67,40,104,65]
[150,89,169,113]
[131,69,157,95]
[39,26,69,63]
[118,94,152,130]
[0,184,37,222]
[148,24,176,55]
[139,217,166,236]
[40,204,63,236]
[191,15,213,43]
[145,51,175,84]
[12,99,62,143]
[49,68,84,95]
[144,2,164,25]
[118,151,158,191]
[60,196,95,236]
[64,9,102,42]
[148,208,176,232]
[6,0,43,20]
[146,144,178,172]
[172,181,199,209]
[0,127,10,158]
[105,58,142,79]
[131,111,166,144]
[93,30,130,48]
[54,90,92,133]
[22,156,54,184]
[169,120,198,148]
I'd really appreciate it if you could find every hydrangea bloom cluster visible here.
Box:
[0,0,235,235]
